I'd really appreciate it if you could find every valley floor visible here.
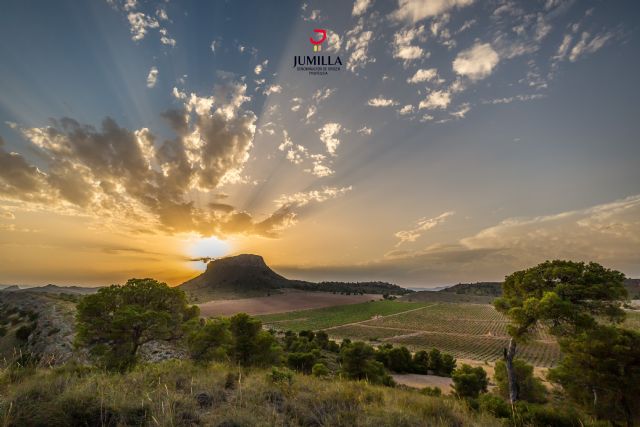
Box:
[198,290,382,316]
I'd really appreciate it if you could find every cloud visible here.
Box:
[254,59,268,75]
[313,87,335,103]
[459,195,640,271]
[450,103,471,118]
[407,68,438,84]
[367,97,398,107]
[146,66,158,88]
[392,25,427,65]
[318,123,342,156]
[263,84,282,96]
[395,211,454,246]
[398,105,414,115]
[0,136,47,197]
[345,19,375,73]
[1,79,333,239]
[127,12,159,41]
[325,30,342,53]
[453,42,500,81]
[357,126,372,135]
[419,90,451,109]
[352,0,373,16]
[569,31,613,62]
[391,0,474,24]
[275,186,352,208]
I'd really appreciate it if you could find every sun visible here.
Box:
[184,235,231,271]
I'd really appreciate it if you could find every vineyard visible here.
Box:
[260,300,640,368]
[326,302,561,367]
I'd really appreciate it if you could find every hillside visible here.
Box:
[179,254,410,301]
[440,282,503,296]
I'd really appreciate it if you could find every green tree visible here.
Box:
[287,352,317,373]
[494,260,627,403]
[313,330,329,349]
[75,278,198,371]
[428,348,442,373]
[229,313,281,366]
[440,353,457,377]
[548,325,640,426]
[186,317,231,363]
[340,341,393,386]
[412,350,429,374]
[312,362,330,377]
[451,364,488,399]
[494,359,546,403]
[387,346,412,373]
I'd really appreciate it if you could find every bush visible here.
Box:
[477,393,511,418]
[229,313,282,367]
[312,362,330,377]
[452,364,488,399]
[186,317,231,363]
[268,367,294,386]
[286,352,317,373]
[412,350,429,374]
[340,341,394,386]
[15,323,35,341]
[494,359,546,403]
[387,346,412,373]
[421,386,442,397]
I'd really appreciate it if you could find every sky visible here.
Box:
[0,0,639,288]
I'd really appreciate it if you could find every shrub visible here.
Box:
[186,317,231,363]
[477,393,511,418]
[15,323,35,341]
[412,350,429,374]
[341,341,394,386]
[387,346,413,373]
[452,364,488,399]
[286,352,317,373]
[229,313,282,367]
[494,359,546,403]
[421,386,442,397]
[312,362,330,377]
[268,367,294,385]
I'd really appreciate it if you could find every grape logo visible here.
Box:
[293,28,342,76]
[310,28,327,52]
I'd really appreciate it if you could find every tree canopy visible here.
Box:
[76,278,199,370]
[494,260,627,339]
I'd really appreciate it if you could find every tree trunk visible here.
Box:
[504,338,518,404]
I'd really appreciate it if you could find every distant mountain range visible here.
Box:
[178,254,411,301]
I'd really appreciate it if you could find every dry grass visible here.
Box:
[0,360,501,427]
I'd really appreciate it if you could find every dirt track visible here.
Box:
[198,290,382,316]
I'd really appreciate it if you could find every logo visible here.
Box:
[310,29,327,52]
[293,29,343,76]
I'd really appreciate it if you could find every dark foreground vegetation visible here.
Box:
[1,260,639,426]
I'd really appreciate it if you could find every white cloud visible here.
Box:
[275,186,352,208]
[450,103,470,118]
[305,105,317,122]
[407,68,438,84]
[210,39,220,53]
[326,31,342,53]
[453,42,500,81]
[352,0,373,16]
[318,123,342,156]
[159,28,176,47]
[395,211,455,246]
[254,59,268,75]
[146,66,158,88]
[263,84,282,96]
[127,12,159,41]
[357,126,372,135]
[419,90,451,110]
[345,19,375,73]
[569,31,613,62]
[367,97,398,107]
[393,25,427,65]
[398,105,415,115]
[391,0,474,24]
[313,88,335,103]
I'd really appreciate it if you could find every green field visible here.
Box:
[258,300,428,331]
[261,300,563,367]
